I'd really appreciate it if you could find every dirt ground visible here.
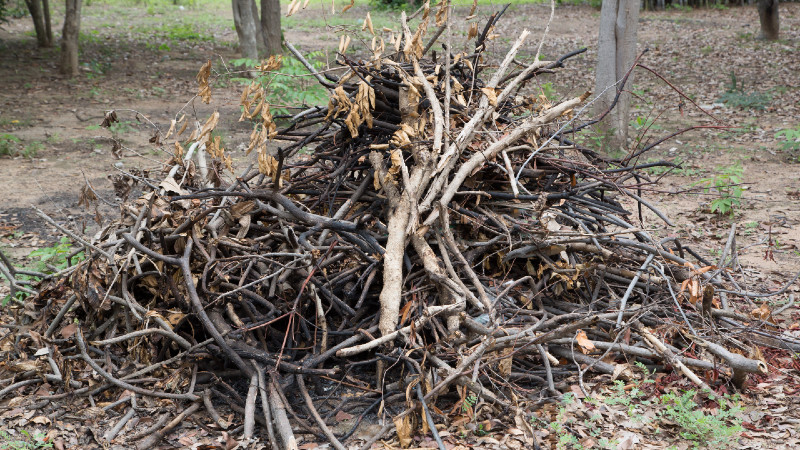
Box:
[1,1,800,448]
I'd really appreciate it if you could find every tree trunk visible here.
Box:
[43,0,53,45]
[250,0,265,54]
[25,0,53,47]
[60,0,82,77]
[757,0,779,41]
[594,0,640,154]
[260,0,282,56]
[232,0,259,61]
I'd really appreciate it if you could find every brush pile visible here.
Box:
[3,4,798,449]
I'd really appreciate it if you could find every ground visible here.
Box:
[1,0,800,448]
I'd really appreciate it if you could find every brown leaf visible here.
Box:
[467,22,478,40]
[575,330,595,354]
[222,431,238,450]
[60,323,77,339]
[481,87,498,107]
[362,12,374,35]
[259,54,282,72]
[394,414,413,448]
[198,111,219,145]
[31,415,51,425]
[341,0,354,13]
[100,110,118,128]
[751,303,771,320]
[196,60,212,104]
[335,410,354,421]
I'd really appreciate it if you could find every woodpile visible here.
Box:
[2,4,795,448]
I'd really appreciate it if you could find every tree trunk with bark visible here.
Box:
[43,0,53,45]
[757,0,779,41]
[25,0,54,47]
[60,0,81,77]
[260,0,282,56]
[232,0,259,61]
[594,0,640,154]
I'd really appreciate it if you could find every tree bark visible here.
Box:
[232,0,259,61]
[260,0,282,56]
[594,0,640,154]
[757,0,779,41]
[24,0,53,47]
[60,0,82,77]
[250,0,265,54]
[42,0,53,45]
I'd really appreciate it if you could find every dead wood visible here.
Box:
[3,4,798,448]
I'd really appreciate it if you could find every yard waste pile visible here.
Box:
[2,4,798,449]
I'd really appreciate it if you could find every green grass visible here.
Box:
[231,54,329,116]
[0,133,21,156]
[693,162,744,217]
[2,237,85,306]
[0,430,53,450]
[717,72,771,111]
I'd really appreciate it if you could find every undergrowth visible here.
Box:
[230,54,328,117]
[0,430,52,449]
[1,237,84,306]
[693,162,744,217]
[534,363,743,449]
[717,72,771,110]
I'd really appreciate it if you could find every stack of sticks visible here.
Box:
[3,4,797,448]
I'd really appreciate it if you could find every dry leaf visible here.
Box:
[575,330,595,354]
[196,60,212,104]
[481,87,498,106]
[394,414,413,448]
[31,416,51,425]
[335,410,354,421]
[751,303,771,320]
[468,22,478,40]
[363,12,374,35]
[60,323,77,339]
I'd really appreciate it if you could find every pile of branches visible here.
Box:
[3,4,799,449]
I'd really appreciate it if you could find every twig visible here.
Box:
[135,402,200,450]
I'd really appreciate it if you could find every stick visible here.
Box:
[269,378,299,450]
[135,402,200,450]
[636,323,710,390]
[297,374,347,450]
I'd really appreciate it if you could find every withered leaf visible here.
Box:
[576,330,595,354]
[100,110,118,128]
[196,60,212,104]
[362,12,374,35]
[468,22,479,40]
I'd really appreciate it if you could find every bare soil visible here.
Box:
[2,2,800,448]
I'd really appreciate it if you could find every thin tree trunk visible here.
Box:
[60,0,82,76]
[250,0,265,54]
[260,0,282,56]
[42,0,53,46]
[594,0,639,154]
[25,0,52,47]
[232,0,259,61]
[757,0,779,40]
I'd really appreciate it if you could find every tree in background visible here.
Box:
[233,0,282,60]
[24,0,53,47]
[60,0,81,76]
[594,0,640,153]
[757,0,779,40]
[260,0,281,56]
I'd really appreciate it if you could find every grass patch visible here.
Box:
[717,72,771,111]
[536,364,745,449]
[2,237,85,305]
[0,430,53,450]
[231,54,329,117]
